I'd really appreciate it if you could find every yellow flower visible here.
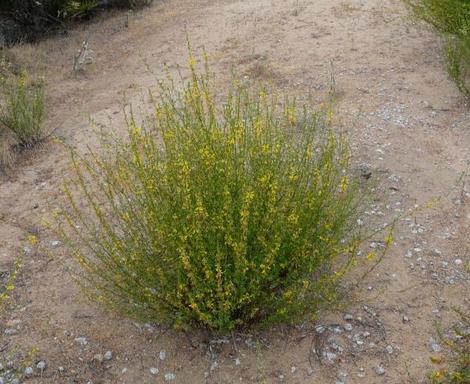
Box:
[27,234,38,245]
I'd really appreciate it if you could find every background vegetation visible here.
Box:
[0,0,153,45]
[405,0,470,98]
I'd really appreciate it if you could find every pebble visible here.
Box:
[307,367,315,376]
[454,259,463,265]
[93,354,104,363]
[51,240,61,247]
[159,350,166,361]
[344,314,354,321]
[4,328,18,336]
[104,350,113,361]
[75,337,88,346]
[431,343,442,353]
[122,368,127,374]
[150,367,159,375]
[374,365,386,375]
[402,316,410,322]
[25,366,34,376]
[235,358,241,366]
[164,373,176,381]
[386,345,393,354]
[58,366,65,373]
[291,366,298,374]
[37,361,47,371]
[344,323,353,331]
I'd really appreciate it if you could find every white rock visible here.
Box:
[24,367,33,376]
[374,365,385,375]
[159,350,166,361]
[104,351,113,361]
[36,361,46,371]
[74,337,88,346]
[165,373,176,381]
[150,367,159,375]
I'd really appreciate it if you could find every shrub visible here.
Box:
[59,55,365,333]
[0,72,45,148]
[404,0,470,98]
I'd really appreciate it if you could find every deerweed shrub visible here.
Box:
[60,55,365,333]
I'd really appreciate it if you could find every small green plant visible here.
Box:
[404,0,470,98]
[58,53,367,333]
[428,308,470,384]
[0,71,45,155]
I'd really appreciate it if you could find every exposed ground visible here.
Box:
[0,0,469,383]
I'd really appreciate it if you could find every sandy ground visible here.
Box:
[0,0,469,383]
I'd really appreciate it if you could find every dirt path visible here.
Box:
[1,0,469,383]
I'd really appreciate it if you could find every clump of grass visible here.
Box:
[58,53,368,334]
[0,71,45,168]
[428,308,470,384]
[404,0,470,98]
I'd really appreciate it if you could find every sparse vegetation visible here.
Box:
[428,308,470,384]
[0,71,45,168]
[58,54,368,333]
[404,0,470,98]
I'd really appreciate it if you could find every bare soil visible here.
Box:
[1,0,469,383]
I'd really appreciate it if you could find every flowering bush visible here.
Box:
[59,55,366,333]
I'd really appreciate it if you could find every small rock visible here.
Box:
[93,354,104,364]
[150,367,159,375]
[454,259,463,265]
[4,328,18,336]
[37,361,47,371]
[51,240,61,247]
[307,367,315,376]
[159,350,166,361]
[6,361,14,369]
[344,323,353,331]
[234,357,241,366]
[58,366,65,373]
[386,345,393,354]
[24,366,34,376]
[431,343,442,353]
[402,316,410,323]
[74,337,88,346]
[164,373,176,381]
[374,366,385,376]
[122,368,127,374]
[291,366,298,374]
[104,350,113,361]
[344,314,354,321]
[210,361,218,371]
